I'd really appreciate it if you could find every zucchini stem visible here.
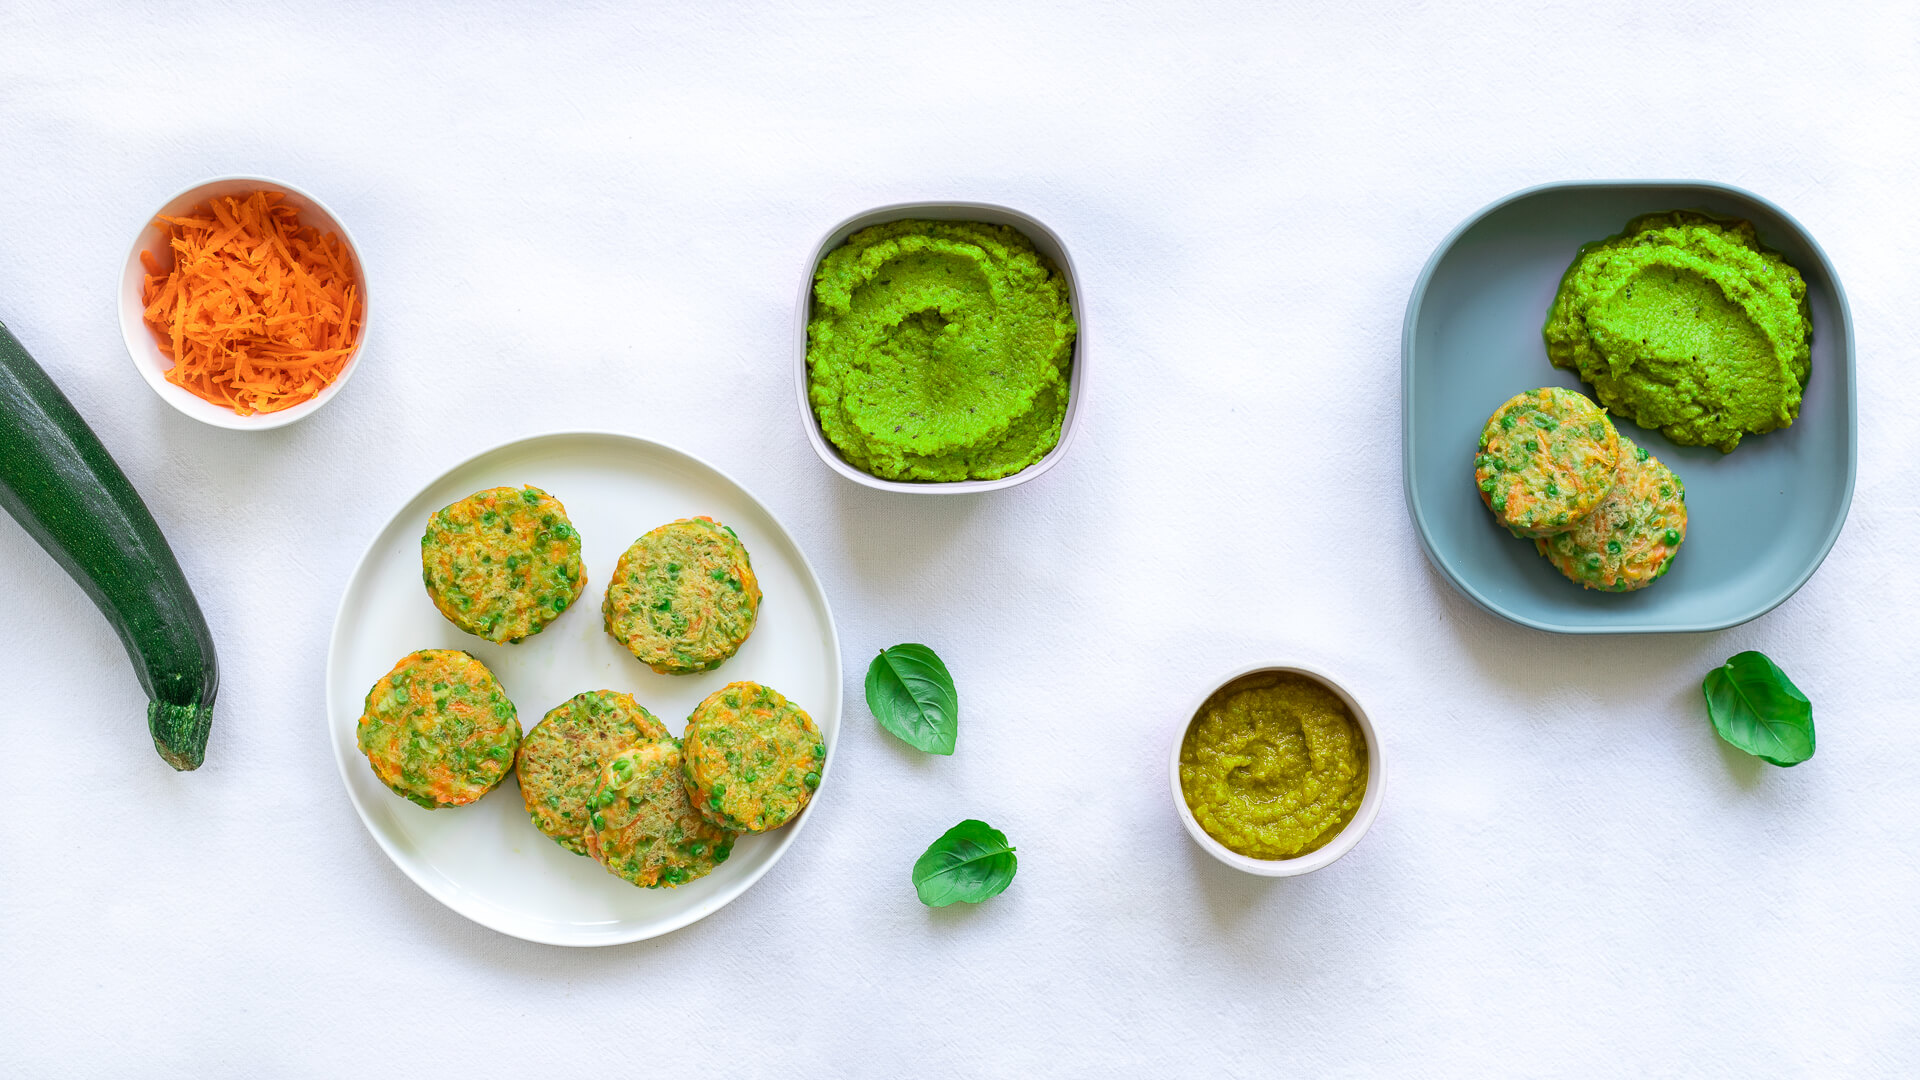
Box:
[149,702,214,771]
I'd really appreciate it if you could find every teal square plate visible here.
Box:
[1402,180,1855,634]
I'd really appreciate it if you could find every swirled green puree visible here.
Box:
[1544,210,1811,453]
[1179,672,1368,860]
[806,219,1076,481]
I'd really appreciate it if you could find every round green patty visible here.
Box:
[517,690,668,855]
[682,681,825,833]
[422,485,586,644]
[1535,436,1687,592]
[582,740,737,889]
[356,650,521,810]
[602,517,761,675]
[1475,387,1621,538]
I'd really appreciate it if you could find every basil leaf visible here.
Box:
[912,819,1017,907]
[1703,650,1814,767]
[865,643,958,755]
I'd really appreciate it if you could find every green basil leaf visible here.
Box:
[912,819,1016,907]
[865,643,958,755]
[1703,650,1814,767]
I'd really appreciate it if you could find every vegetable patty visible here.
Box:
[603,517,761,675]
[422,485,585,644]
[1475,387,1621,538]
[582,741,737,889]
[357,649,520,810]
[1535,436,1687,591]
[517,690,668,855]
[682,681,825,833]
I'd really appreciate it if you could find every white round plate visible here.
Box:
[325,431,841,946]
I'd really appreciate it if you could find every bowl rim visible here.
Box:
[1168,662,1386,877]
[791,199,1087,493]
[1400,178,1858,634]
[118,173,370,431]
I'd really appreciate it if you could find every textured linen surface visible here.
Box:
[1,2,1915,1076]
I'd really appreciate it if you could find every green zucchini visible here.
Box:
[0,318,218,770]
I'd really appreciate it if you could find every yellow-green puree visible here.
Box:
[1180,673,1368,860]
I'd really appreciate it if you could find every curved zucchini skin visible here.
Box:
[0,319,218,770]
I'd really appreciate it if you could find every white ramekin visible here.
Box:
[118,175,370,430]
[1170,662,1386,877]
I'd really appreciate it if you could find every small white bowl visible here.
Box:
[792,201,1088,493]
[118,175,370,430]
[1170,663,1387,877]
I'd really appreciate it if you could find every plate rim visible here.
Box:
[323,429,843,945]
[1400,178,1858,635]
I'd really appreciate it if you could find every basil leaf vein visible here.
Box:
[912,819,1017,907]
[865,643,958,755]
[1703,650,1814,767]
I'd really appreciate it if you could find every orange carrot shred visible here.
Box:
[139,190,362,415]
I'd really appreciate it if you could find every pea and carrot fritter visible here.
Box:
[1535,436,1687,591]
[422,485,585,644]
[518,690,668,855]
[603,516,760,675]
[357,649,520,810]
[582,740,737,889]
[682,681,825,834]
[1475,387,1621,538]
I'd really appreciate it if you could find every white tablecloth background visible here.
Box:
[3,3,1915,1076]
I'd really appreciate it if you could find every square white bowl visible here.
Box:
[118,175,370,430]
[792,201,1088,493]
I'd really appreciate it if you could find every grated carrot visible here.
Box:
[139,190,362,416]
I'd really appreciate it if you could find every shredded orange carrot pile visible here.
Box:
[139,190,362,415]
